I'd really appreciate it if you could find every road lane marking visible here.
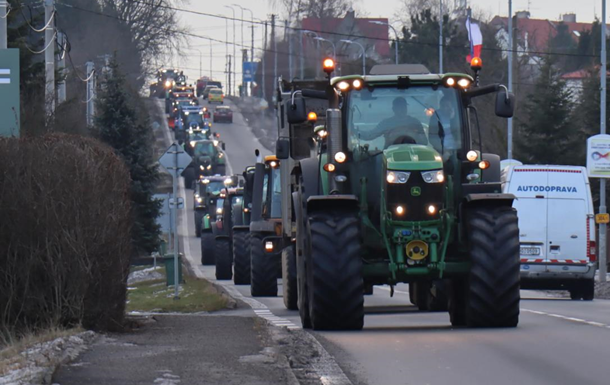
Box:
[522,308,610,329]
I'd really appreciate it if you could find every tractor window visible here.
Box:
[347,86,463,156]
[270,167,282,218]
[194,142,214,156]
[205,181,224,194]
[185,114,203,126]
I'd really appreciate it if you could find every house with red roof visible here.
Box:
[301,10,391,72]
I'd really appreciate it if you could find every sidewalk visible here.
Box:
[52,314,296,385]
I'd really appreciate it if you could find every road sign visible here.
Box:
[243,61,258,82]
[0,49,20,137]
[586,134,610,178]
[159,143,192,177]
[596,213,610,224]
[169,197,184,209]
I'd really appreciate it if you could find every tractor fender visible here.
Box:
[250,219,276,233]
[232,225,250,232]
[463,193,515,207]
[307,194,359,214]
[297,157,320,202]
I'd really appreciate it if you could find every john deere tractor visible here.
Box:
[182,139,226,189]
[200,176,238,264]
[213,187,245,280]
[279,58,519,330]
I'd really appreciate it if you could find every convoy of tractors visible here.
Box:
[162,56,595,332]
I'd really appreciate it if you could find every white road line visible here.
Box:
[522,308,610,329]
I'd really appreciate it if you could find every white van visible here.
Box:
[502,165,597,300]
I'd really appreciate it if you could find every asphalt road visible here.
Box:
[180,100,610,385]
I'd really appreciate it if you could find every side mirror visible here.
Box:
[276,138,290,160]
[239,179,245,187]
[222,142,226,151]
[495,89,515,118]
[287,95,308,124]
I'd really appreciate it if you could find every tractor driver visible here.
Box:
[359,96,428,147]
[428,96,459,154]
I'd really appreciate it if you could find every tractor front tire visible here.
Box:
[215,237,232,280]
[233,230,251,285]
[194,211,204,238]
[307,209,364,330]
[183,168,195,190]
[462,206,520,328]
[250,233,278,297]
[200,232,215,265]
[282,246,298,310]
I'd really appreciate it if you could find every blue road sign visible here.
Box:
[0,49,20,137]
[243,61,258,82]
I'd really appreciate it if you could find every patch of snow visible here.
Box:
[127,266,164,284]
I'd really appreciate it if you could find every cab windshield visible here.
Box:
[185,114,204,126]
[194,142,214,156]
[347,86,463,156]
[204,181,224,194]
[189,131,208,141]
[262,167,281,218]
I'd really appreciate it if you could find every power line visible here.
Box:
[19,7,55,33]
[122,0,601,60]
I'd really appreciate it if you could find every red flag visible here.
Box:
[466,16,483,62]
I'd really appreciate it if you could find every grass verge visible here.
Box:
[126,268,228,313]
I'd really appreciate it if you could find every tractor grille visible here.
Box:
[386,172,443,221]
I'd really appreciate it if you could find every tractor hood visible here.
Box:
[384,144,442,171]
[198,155,212,165]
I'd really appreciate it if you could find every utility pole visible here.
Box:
[263,21,267,106]
[439,0,443,73]
[600,0,608,282]
[224,5,236,96]
[242,48,248,97]
[225,18,229,94]
[228,55,232,98]
[57,32,66,104]
[287,21,293,80]
[209,43,212,79]
[251,25,255,96]
[0,0,8,49]
[44,0,55,118]
[507,0,514,159]
[85,61,94,126]
[271,14,277,90]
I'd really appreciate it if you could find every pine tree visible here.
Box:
[95,57,161,255]
[515,56,577,165]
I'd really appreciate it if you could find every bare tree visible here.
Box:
[270,0,358,21]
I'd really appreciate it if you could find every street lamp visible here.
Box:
[224,5,236,96]
[369,20,399,64]
[314,36,338,74]
[340,39,366,75]
[301,30,319,78]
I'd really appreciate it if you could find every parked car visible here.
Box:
[502,164,597,300]
[213,106,233,123]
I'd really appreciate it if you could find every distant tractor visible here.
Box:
[278,58,519,330]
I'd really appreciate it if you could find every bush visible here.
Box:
[0,134,132,337]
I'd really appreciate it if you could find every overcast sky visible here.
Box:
[175,0,600,88]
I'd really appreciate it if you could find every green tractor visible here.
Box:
[194,176,230,237]
[279,58,519,330]
[182,139,226,189]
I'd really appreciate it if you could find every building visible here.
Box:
[301,10,391,73]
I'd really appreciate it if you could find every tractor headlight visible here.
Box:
[386,171,410,184]
[421,170,444,183]
[190,141,196,147]
[196,197,203,203]
[206,165,212,170]
[216,207,223,214]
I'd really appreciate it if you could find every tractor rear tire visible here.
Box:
[233,230,251,285]
[295,192,311,328]
[462,206,520,328]
[413,282,430,311]
[200,232,215,265]
[215,237,232,280]
[194,211,204,238]
[307,209,364,330]
[427,281,449,311]
[250,233,278,297]
[282,246,298,310]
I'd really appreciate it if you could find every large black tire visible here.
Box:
[452,206,520,328]
[200,232,215,265]
[194,211,204,238]
[183,168,195,189]
[282,246,298,310]
[295,194,311,328]
[250,232,278,297]
[215,237,232,280]
[427,281,449,311]
[233,230,251,285]
[571,280,595,301]
[413,281,430,311]
[307,209,364,330]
